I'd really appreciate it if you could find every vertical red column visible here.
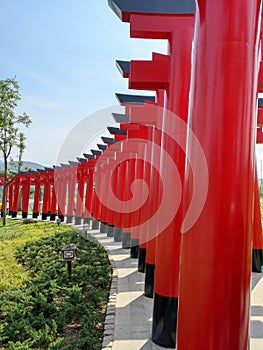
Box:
[8,181,14,216]
[83,154,95,225]
[99,140,119,237]
[0,178,3,216]
[111,5,194,344]
[50,182,57,221]
[113,141,130,245]
[42,170,51,220]
[12,175,21,218]
[101,154,114,235]
[75,161,85,225]
[115,94,156,272]
[21,173,31,218]
[252,169,263,271]
[32,172,41,218]
[128,57,168,297]
[177,1,261,349]
[91,150,102,230]
[54,166,67,222]
[97,145,110,233]
[157,24,193,348]
[124,125,151,269]
[64,164,74,223]
[253,60,263,271]
[113,118,148,259]
[105,153,118,237]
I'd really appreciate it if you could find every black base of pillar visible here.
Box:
[83,217,91,225]
[92,219,100,230]
[12,212,17,218]
[122,232,131,248]
[100,222,108,233]
[22,212,28,219]
[32,212,39,219]
[50,214,56,221]
[42,213,48,220]
[152,294,178,348]
[107,225,115,237]
[252,249,263,272]
[130,240,139,259]
[66,215,73,223]
[138,248,146,272]
[144,263,155,298]
[58,215,64,222]
[75,216,82,225]
[114,228,123,242]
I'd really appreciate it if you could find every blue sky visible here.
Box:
[1,0,263,174]
[0,0,166,166]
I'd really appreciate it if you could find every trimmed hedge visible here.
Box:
[0,220,112,349]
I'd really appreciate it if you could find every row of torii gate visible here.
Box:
[1,1,263,349]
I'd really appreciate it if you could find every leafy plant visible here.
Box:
[0,220,112,349]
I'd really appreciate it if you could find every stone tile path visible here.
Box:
[80,226,263,350]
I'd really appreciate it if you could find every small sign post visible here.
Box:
[62,245,76,278]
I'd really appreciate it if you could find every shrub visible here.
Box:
[0,220,112,349]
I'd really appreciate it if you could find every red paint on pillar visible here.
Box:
[76,170,85,219]
[50,185,57,219]
[42,173,51,217]
[84,161,95,220]
[155,25,194,298]
[67,167,76,219]
[177,1,261,349]
[100,153,114,224]
[32,174,41,217]
[21,174,31,217]
[92,154,103,221]
[12,176,21,216]
[254,171,263,249]
[8,182,13,215]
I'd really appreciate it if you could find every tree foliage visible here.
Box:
[0,78,31,226]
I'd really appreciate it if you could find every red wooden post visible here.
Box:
[50,180,57,221]
[67,161,79,223]
[75,158,89,225]
[253,168,263,271]
[109,1,195,344]
[115,93,155,272]
[21,172,31,218]
[102,152,116,236]
[96,144,110,233]
[83,154,96,225]
[32,171,41,218]
[8,181,14,216]
[127,56,169,297]
[131,17,194,349]
[91,149,102,230]
[106,129,132,246]
[42,168,53,220]
[54,165,67,222]
[100,138,121,239]
[11,175,21,218]
[254,106,263,271]
[177,1,262,349]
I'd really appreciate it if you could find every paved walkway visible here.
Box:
[78,226,263,350]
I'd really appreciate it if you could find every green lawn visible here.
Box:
[0,219,112,349]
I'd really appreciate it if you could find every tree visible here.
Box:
[0,78,31,226]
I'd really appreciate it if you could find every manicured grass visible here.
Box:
[0,219,112,349]
[0,219,66,291]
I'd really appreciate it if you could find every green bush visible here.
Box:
[0,221,112,349]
